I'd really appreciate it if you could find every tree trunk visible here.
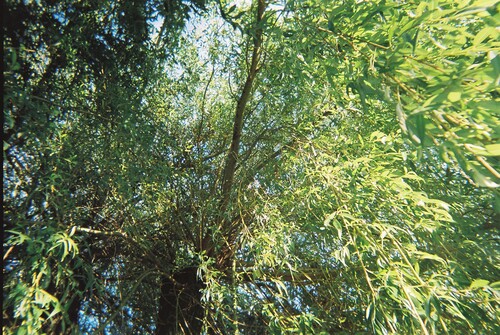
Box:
[156,267,205,335]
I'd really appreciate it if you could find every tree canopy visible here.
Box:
[3,0,499,334]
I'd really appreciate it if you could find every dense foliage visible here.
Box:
[3,0,499,334]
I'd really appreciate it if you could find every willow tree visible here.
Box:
[3,0,499,334]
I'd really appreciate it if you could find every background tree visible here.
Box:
[3,0,207,333]
[3,0,499,334]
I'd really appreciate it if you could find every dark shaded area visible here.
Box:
[3,0,208,333]
[157,267,205,335]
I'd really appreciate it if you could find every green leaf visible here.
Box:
[489,281,500,290]
[470,279,490,289]
[470,165,499,187]
[415,114,426,145]
[484,144,500,156]
[366,302,375,321]
[447,88,462,102]
[473,27,498,46]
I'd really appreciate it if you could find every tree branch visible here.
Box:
[219,0,267,212]
[71,226,128,238]
[201,0,267,258]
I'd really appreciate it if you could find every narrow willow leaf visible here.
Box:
[484,144,500,156]
[490,281,500,290]
[473,27,498,47]
[470,279,490,289]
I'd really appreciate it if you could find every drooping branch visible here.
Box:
[236,266,338,284]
